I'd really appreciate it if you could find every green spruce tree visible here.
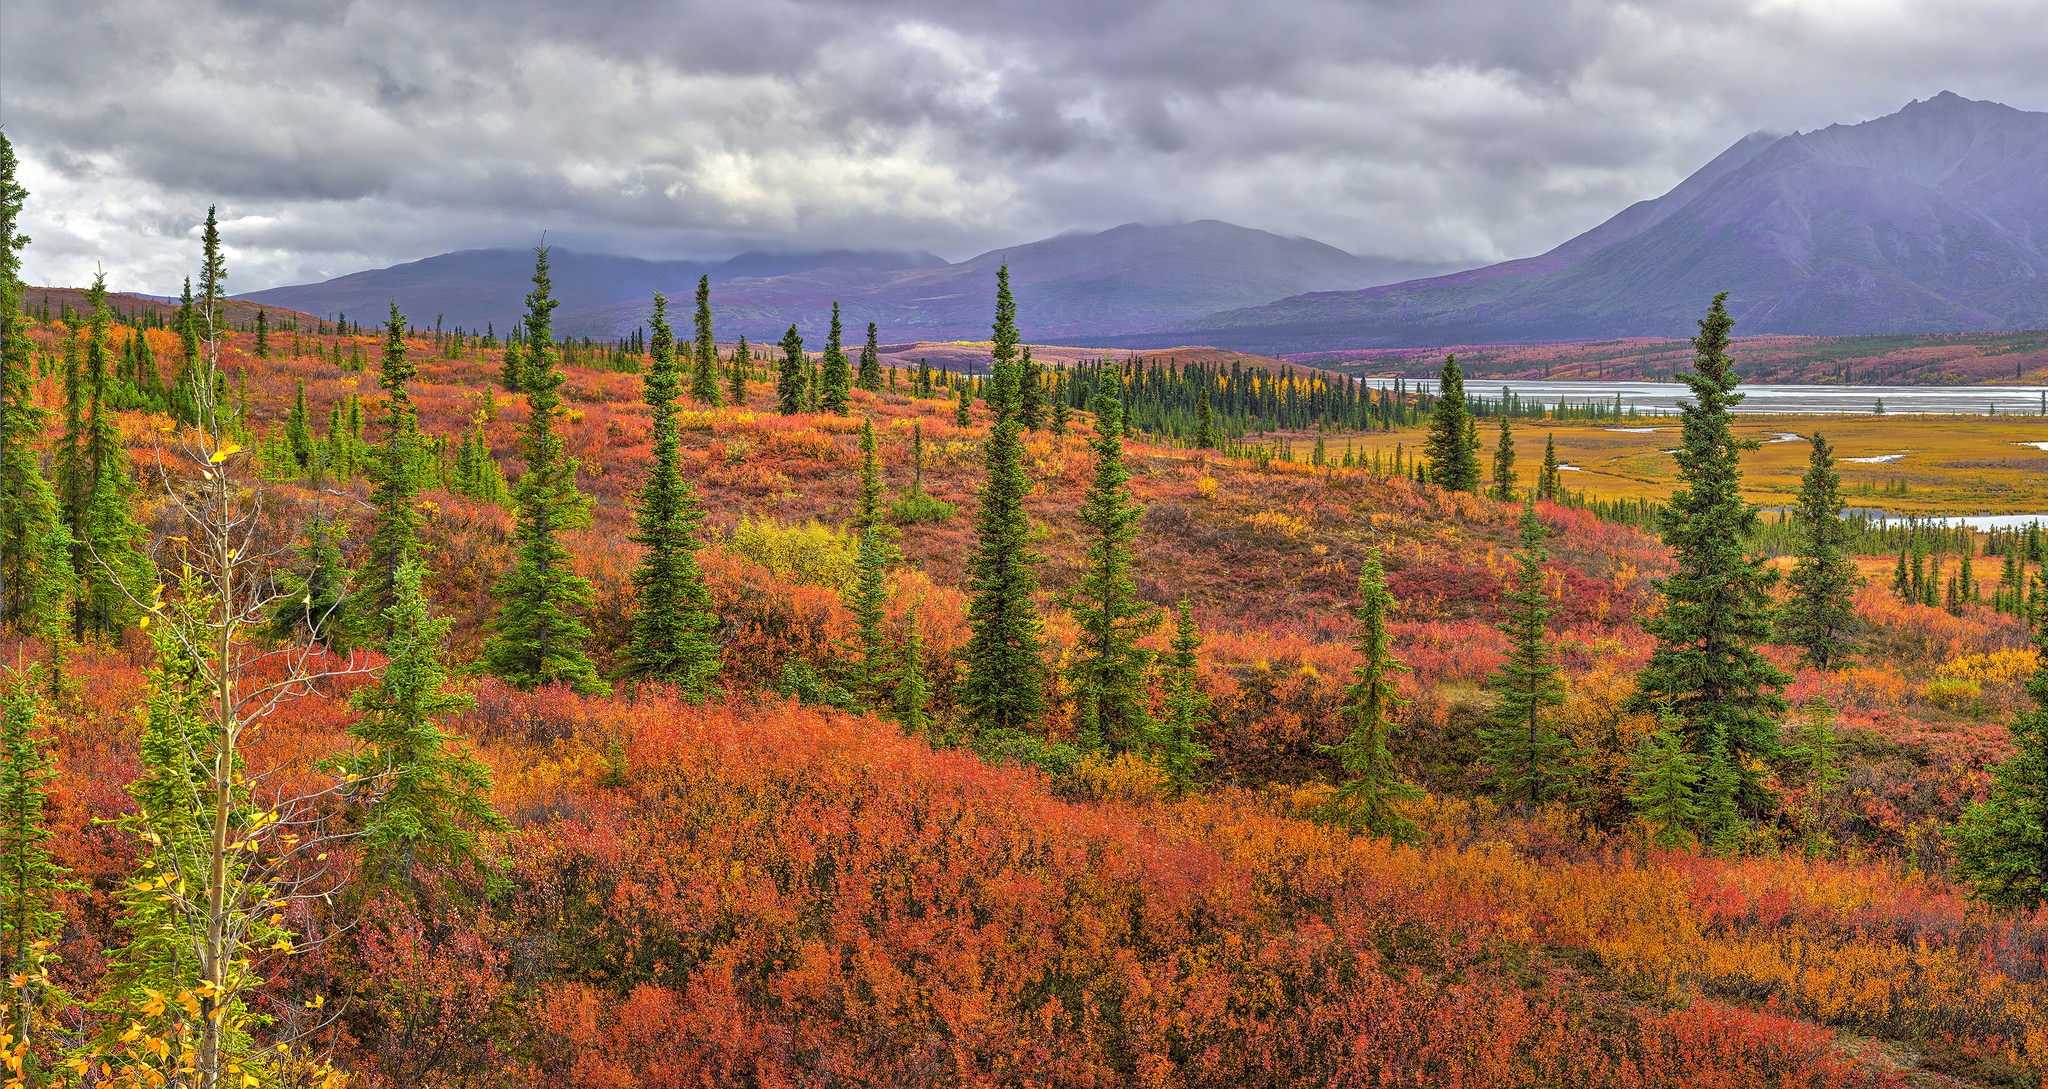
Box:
[727,334,750,407]
[1951,657,2048,909]
[1481,500,1571,809]
[1322,550,1423,840]
[69,274,152,638]
[345,301,428,645]
[1153,601,1215,797]
[689,274,721,406]
[1538,433,1560,501]
[1424,354,1479,492]
[1778,432,1860,669]
[0,132,71,635]
[1,676,77,1076]
[622,293,721,694]
[1629,293,1789,838]
[340,559,508,885]
[1632,717,1702,849]
[820,302,851,414]
[1065,393,1159,752]
[776,325,805,415]
[1489,416,1517,501]
[857,320,882,392]
[961,264,1045,738]
[847,420,891,706]
[482,248,608,695]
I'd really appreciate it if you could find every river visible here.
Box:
[1403,379,2048,416]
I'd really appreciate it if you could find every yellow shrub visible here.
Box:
[1923,675,1983,711]
[1244,509,1310,539]
[724,518,856,590]
[1935,648,2039,686]
[1195,475,1219,500]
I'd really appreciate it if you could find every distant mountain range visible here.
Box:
[240,93,2046,350]
[242,222,1453,343]
[1160,92,2048,352]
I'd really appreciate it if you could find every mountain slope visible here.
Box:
[1169,93,2048,351]
[243,221,1452,341]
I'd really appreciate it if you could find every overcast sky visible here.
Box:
[5,0,2045,295]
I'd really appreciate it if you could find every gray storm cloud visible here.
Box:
[4,0,2045,294]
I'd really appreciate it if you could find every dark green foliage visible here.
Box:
[889,605,931,735]
[1051,372,1072,435]
[0,132,70,635]
[340,559,508,884]
[452,419,509,506]
[857,321,882,392]
[1778,433,1860,669]
[1538,433,1560,502]
[252,306,269,358]
[728,335,750,407]
[1064,394,1158,753]
[1152,601,1215,797]
[1630,294,1789,835]
[689,275,720,406]
[622,294,721,695]
[820,302,850,415]
[499,339,523,392]
[483,248,608,695]
[955,382,971,427]
[1018,347,1044,431]
[1489,416,1516,501]
[1631,717,1702,849]
[65,275,151,638]
[1951,666,2048,909]
[1322,550,1423,841]
[890,421,957,524]
[284,381,316,473]
[1424,354,1479,492]
[776,325,805,415]
[961,264,1045,738]
[345,302,428,646]
[1,676,77,1064]
[272,494,347,644]
[1194,386,1216,449]
[1481,501,1571,809]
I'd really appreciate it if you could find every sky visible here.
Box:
[5,0,2046,296]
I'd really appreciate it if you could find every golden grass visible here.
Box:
[1321,413,2048,514]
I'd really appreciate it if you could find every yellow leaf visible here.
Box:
[210,442,243,463]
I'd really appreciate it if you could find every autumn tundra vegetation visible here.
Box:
[0,133,2045,1088]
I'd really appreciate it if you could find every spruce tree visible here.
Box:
[1489,416,1517,501]
[1323,550,1423,840]
[820,302,851,414]
[889,605,931,734]
[1631,717,1702,849]
[1065,393,1159,752]
[1951,663,2048,908]
[776,325,805,415]
[961,264,1045,737]
[273,482,346,644]
[1,677,76,1073]
[1481,500,1570,809]
[955,382,972,427]
[482,248,607,695]
[0,132,71,635]
[1051,373,1072,435]
[1018,347,1044,431]
[499,338,523,392]
[340,559,507,884]
[1538,433,1560,501]
[1630,293,1789,834]
[857,320,882,392]
[345,301,428,645]
[284,381,316,474]
[1194,386,1216,449]
[1778,432,1860,669]
[69,275,152,638]
[622,293,721,694]
[1154,600,1215,797]
[1424,354,1478,492]
[689,274,721,405]
[727,334,750,407]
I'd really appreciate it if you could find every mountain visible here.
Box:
[1159,93,2048,352]
[241,221,1452,341]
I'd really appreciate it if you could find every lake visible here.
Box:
[1403,379,2048,416]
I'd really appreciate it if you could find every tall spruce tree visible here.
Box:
[340,559,508,885]
[1154,601,1215,797]
[1323,550,1423,841]
[727,334,750,406]
[1951,661,2048,909]
[820,302,851,414]
[1424,354,1479,492]
[1,677,76,1075]
[1629,293,1789,836]
[1632,717,1702,850]
[1489,416,1517,501]
[1538,433,1560,501]
[1194,386,1216,449]
[776,325,805,415]
[622,293,721,694]
[847,418,890,705]
[1017,347,1044,431]
[69,275,152,638]
[889,605,931,734]
[345,301,428,645]
[961,263,1045,737]
[1481,500,1571,808]
[482,248,608,695]
[689,274,721,405]
[1778,432,1860,670]
[0,131,71,635]
[857,320,882,392]
[1065,393,1159,752]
